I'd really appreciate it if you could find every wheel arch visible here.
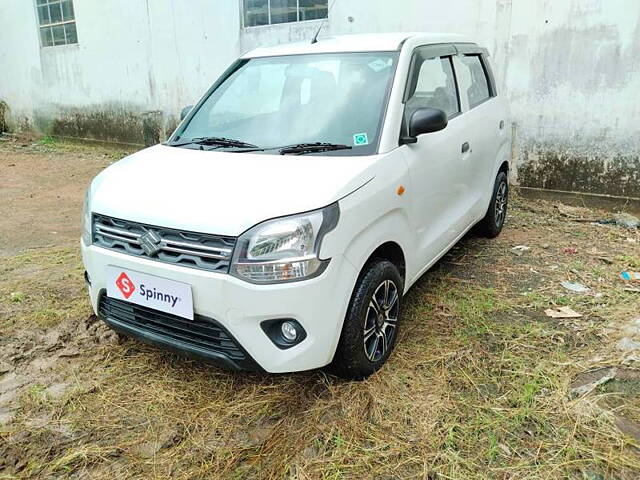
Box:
[362,241,406,286]
[340,208,413,291]
[480,144,511,216]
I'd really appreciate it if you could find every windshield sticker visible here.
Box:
[353,133,369,146]
[368,58,391,72]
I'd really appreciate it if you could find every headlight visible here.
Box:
[81,188,92,246]
[230,203,339,284]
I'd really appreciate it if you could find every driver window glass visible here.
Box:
[456,55,491,108]
[406,56,459,121]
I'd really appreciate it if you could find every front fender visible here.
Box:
[321,149,414,293]
[341,209,413,291]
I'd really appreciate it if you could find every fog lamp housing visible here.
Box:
[261,319,307,349]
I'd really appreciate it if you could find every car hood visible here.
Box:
[90,144,376,236]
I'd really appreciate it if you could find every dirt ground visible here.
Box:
[1,136,639,479]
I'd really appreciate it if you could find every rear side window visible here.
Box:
[456,55,491,108]
[405,56,460,121]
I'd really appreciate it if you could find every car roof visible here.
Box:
[242,32,475,58]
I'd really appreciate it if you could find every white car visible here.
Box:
[81,33,511,379]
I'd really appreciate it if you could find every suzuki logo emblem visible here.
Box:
[139,230,162,256]
[115,272,136,299]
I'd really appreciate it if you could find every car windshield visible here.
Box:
[173,52,399,155]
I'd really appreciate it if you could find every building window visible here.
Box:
[36,0,77,47]
[243,0,328,28]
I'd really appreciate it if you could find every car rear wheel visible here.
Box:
[477,171,509,238]
[330,259,403,380]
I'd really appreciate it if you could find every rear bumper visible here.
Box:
[82,239,359,373]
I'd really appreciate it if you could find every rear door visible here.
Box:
[452,47,505,221]
[401,44,472,271]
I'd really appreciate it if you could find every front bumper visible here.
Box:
[81,240,358,373]
[98,291,263,371]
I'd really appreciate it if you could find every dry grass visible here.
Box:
[1,141,640,479]
[0,247,91,332]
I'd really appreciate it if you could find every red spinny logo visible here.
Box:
[115,272,135,299]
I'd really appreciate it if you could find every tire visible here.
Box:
[330,259,403,380]
[477,171,509,238]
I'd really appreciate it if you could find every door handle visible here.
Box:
[461,142,471,153]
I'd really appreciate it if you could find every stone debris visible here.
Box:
[613,213,640,229]
[616,337,640,352]
[555,203,593,219]
[561,281,591,294]
[622,319,640,337]
[544,306,582,319]
[569,367,616,398]
[510,245,531,256]
[614,416,640,443]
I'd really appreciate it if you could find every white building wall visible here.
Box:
[1,0,638,196]
[0,0,242,143]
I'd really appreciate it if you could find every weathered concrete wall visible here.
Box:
[505,0,640,197]
[0,0,241,144]
[1,0,638,195]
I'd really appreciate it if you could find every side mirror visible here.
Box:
[401,107,448,144]
[180,105,194,121]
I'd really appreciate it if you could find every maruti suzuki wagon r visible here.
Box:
[81,33,511,379]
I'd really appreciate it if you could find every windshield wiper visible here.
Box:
[168,136,259,149]
[279,142,353,155]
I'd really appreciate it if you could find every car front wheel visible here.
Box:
[330,259,403,380]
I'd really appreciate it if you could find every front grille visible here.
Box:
[98,294,247,362]
[92,214,235,272]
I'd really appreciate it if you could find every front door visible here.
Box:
[401,46,472,272]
